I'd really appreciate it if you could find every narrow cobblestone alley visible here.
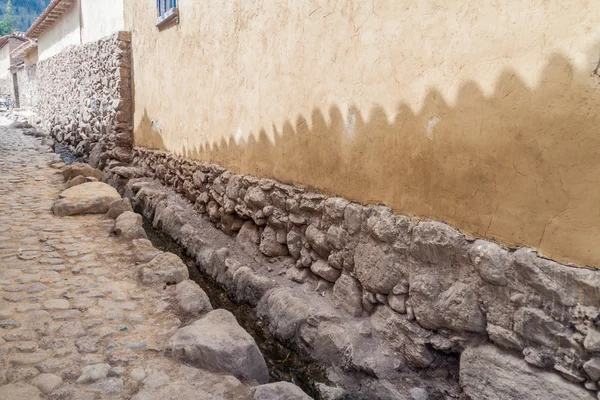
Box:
[0,128,263,398]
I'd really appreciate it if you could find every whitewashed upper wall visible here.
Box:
[37,0,125,62]
[81,0,125,45]
[0,45,11,80]
[37,0,81,61]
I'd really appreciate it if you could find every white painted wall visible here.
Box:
[81,0,124,44]
[0,46,10,80]
[37,0,82,61]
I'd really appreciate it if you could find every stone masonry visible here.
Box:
[98,147,600,399]
[36,32,133,167]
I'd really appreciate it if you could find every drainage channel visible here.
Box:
[54,143,82,165]
[52,141,330,398]
[142,218,329,398]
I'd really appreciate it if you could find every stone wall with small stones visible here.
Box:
[15,64,37,110]
[121,147,600,396]
[36,32,133,167]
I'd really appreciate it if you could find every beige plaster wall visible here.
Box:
[81,0,124,45]
[38,0,81,61]
[124,0,600,268]
[24,48,38,67]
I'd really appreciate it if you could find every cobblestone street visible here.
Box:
[0,128,255,398]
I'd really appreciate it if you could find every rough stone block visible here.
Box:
[513,307,569,350]
[62,163,103,182]
[259,226,288,257]
[305,224,330,258]
[106,198,134,219]
[251,382,312,400]
[332,274,363,317]
[139,252,189,285]
[460,345,594,400]
[114,211,147,241]
[354,242,403,294]
[583,358,600,381]
[411,221,464,265]
[174,280,212,315]
[166,309,269,383]
[310,260,341,283]
[53,182,121,216]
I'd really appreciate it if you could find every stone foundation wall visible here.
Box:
[36,32,133,166]
[15,65,37,110]
[113,147,600,397]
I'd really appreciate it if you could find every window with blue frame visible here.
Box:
[156,0,179,27]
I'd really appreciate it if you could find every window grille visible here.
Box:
[156,0,179,27]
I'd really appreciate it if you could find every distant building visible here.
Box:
[16,0,132,164]
[0,32,27,99]
[10,38,38,109]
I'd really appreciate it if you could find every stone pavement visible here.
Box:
[0,129,266,399]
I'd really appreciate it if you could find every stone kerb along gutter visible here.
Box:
[95,147,600,399]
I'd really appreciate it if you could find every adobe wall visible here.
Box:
[123,0,600,268]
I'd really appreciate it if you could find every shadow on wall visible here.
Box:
[138,108,167,151]
[135,54,600,268]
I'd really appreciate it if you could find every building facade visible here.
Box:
[0,33,27,99]
[5,1,600,397]
[123,0,600,269]
[10,39,39,110]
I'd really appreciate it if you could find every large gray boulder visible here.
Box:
[106,198,134,219]
[259,226,289,257]
[332,274,363,317]
[53,182,122,216]
[354,242,403,293]
[410,275,486,333]
[460,345,594,400]
[257,288,338,345]
[114,212,148,241]
[251,382,312,399]
[131,239,162,264]
[174,280,213,315]
[257,289,315,341]
[411,221,464,266]
[166,309,269,383]
[139,252,189,285]
[233,267,276,305]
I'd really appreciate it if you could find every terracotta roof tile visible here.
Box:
[0,32,27,50]
[26,0,76,39]
[10,38,37,58]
